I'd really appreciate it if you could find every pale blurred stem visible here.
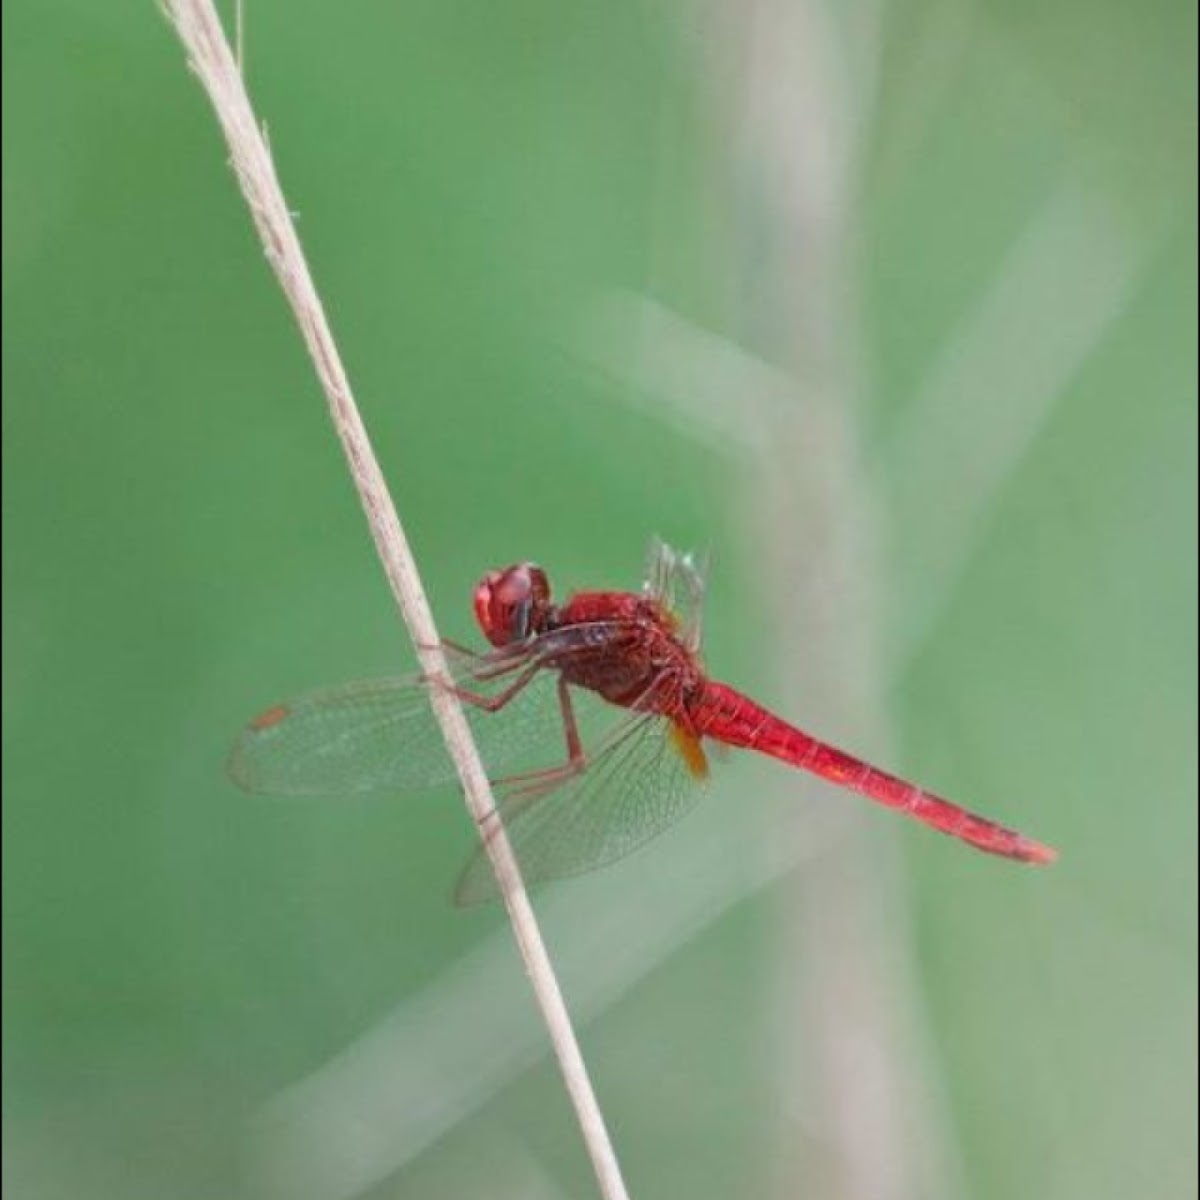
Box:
[712,2,960,1198]
[160,4,631,1198]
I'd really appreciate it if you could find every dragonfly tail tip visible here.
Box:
[1020,838,1059,866]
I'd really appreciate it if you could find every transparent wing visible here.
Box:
[642,535,711,652]
[228,628,638,798]
[455,695,708,905]
[229,674,540,796]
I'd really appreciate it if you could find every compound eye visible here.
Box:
[498,576,533,640]
[472,572,504,644]
[473,563,548,646]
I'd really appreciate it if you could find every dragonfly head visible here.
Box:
[473,563,553,646]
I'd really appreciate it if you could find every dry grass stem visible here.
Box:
[161,3,630,1197]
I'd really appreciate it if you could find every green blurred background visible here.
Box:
[3,1,1195,1198]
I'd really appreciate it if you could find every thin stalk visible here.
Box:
[160,4,630,1197]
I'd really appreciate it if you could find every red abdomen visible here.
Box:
[691,682,1055,864]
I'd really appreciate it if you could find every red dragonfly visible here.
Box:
[230,540,1056,903]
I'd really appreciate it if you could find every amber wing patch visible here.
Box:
[669,722,710,781]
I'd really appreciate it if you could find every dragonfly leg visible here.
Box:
[418,645,541,699]
[417,638,470,658]
[420,637,533,664]
[434,660,544,713]
[482,677,588,821]
[469,654,543,683]
[419,639,516,678]
[433,638,484,662]
[555,674,587,764]
[439,640,533,685]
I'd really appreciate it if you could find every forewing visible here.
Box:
[228,625,642,798]
[454,707,707,905]
[230,669,557,796]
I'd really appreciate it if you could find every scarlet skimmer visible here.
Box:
[230,539,1057,903]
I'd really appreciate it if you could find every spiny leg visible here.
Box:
[480,676,589,828]
[432,659,545,714]
[417,638,481,663]
[420,647,544,703]
[419,638,538,683]
[436,638,485,663]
